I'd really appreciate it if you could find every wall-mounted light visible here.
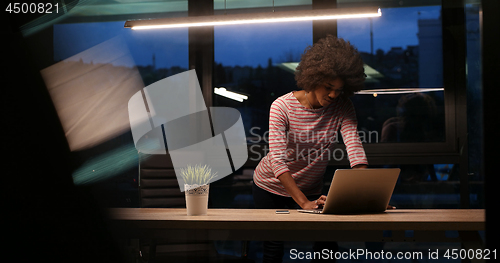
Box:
[125,7,381,30]
[356,88,444,96]
[214,87,248,102]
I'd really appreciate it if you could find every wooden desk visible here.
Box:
[107,208,484,243]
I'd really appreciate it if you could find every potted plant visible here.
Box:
[180,164,218,216]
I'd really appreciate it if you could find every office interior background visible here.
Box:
[4,0,499,262]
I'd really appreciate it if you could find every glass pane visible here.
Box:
[338,4,446,143]
[392,163,461,209]
[54,22,188,84]
[214,0,312,10]
[465,1,484,208]
[64,0,188,18]
[214,21,312,142]
[52,21,188,207]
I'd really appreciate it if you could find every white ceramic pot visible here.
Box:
[184,184,209,216]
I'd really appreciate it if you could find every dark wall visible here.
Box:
[3,9,124,263]
[482,0,500,250]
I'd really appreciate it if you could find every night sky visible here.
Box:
[53,6,440,69]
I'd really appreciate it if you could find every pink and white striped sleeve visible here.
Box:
[268,99,290,178]
[340,99,368,167]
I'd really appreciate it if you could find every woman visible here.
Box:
[252,35,369,263]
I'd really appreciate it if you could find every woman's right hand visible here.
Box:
[300,195,327,210]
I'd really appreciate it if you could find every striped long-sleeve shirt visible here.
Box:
[253,91,368,197]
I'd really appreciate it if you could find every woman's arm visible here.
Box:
[340,99,369,167]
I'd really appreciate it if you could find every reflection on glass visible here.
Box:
[42,36,143,151]
[381,92,444,142]
[52,21,188,206]
[338,4,446,143]
[352,90,445,143]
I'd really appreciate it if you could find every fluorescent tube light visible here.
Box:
[125,7,381,30]
[356,88,444,95]
[214,88,248,102]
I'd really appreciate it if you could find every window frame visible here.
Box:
[204,0,466,166]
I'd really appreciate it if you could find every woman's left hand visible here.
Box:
[315,195,327,207]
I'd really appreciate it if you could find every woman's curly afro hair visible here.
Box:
[295,35,366,97]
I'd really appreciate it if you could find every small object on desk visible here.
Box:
[276,210,289,214]
[297,209,323,214]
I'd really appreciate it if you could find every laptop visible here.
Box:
[297,168,400,214]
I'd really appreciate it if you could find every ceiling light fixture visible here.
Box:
[125,7,381,30]
[356,88,444,95]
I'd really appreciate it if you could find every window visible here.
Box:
[54,22,188,84]
[465,1,483,208]
[213,2,453,151]
[213,21,312,143]
[51,21,188,207]
[45,0,479,209]
[338,5,445,144]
